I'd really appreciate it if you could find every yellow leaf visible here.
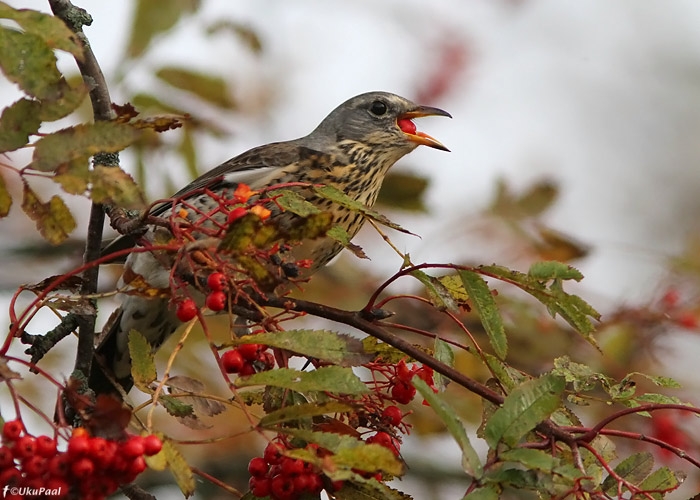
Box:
[21,182,76,244]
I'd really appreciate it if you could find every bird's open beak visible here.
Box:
[398,105,452,151]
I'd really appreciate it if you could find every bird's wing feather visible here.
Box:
[101,141,307,259]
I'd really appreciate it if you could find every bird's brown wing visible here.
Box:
[100,141,308,260]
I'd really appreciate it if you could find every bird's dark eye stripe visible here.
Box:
[369,100,388,116]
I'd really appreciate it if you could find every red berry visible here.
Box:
[331,479,345,491]
[677,311,698,329]
[122,435,146,457]
[67,435,89,458]
[382,405,403,427]
[70,457,94,478]
[263,441,284,465]
[239,362,257,376]
[129,455,147,476]
[176,298,198,322]
[206,290,227,311]
[397,118,417,135]
[221,349,245,373]
[12,435,36,459]
[396,360,413,383]
[270,473,296,500]
[249,476,271,498]
[227,206,248,224]
[292,473,313,493]
[48,453,70,477]
[0,446,13,468]
[367,431,399,456]
[2,420,23,441]
[36,435,57,458]
[45,478,69,499]
[248,456,269,477]
[143,435,163,456]
[0,466,20,485]
[21,455,47,477]
[281,457,306,476]
[258,350,275,370]
[391,380,416,404]
[87,436,108,459]
[662,289,680,308]
[238,343,262,361]
[207,272,226,291]
[307,472,323,493]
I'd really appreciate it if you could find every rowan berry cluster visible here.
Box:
[387,359,437,404]
[221,343,275,375]
[247,441,342,500]
[0,421,162,500]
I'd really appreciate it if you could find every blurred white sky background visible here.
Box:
[3,1,700,498]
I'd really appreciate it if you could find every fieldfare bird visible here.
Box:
[90,91,450,393]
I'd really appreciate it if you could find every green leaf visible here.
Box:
[326,224,368,259]
[0,3,83,57]
[273,189,321,217]
[601,452,654,494]
[21,183,75,244]
[637,466,683,500]
[235,366,369,395]
[313,184,415,235]
[0,171,12,217]
[462,485,500,500]
[499,448,558,472]
[482,353,521,391]
[259,401,356,428]
[336,480,412,500]
[238,330,369,366]
[628,372,682,389]
[413,377,483,478]
[160,395,194,418]
[489,179,558,219]
[483,373,565,448]
[206,20,263,54]
[0,27,61,99]
[552,356,609,393]
[90,165,146,209]
[162,439,195,497]
[54,157,89,195]
[128,330,156,389]
[31,122,141,172]
[459,270,507,359]
[126,0,200,59]
[634,393,684,405]
[433,337,454,390]
[528,261,583,281]
[412,269,459,313]
[156,66,235,109]
[0,98,41,152]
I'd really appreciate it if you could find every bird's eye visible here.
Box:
[369,100,388,116]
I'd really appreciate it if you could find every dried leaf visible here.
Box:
[90,165,146,209]
[21,183,76,244]
[165,375,226,417]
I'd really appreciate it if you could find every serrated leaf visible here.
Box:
[282,428,363,454]
[0,172,11,217]
[482,353,520,391]
[128,329,156,389]
[634,393,684,405]
[0,3,83,57]
[361,337,409,364]
[326,224,368,259]
[462,485,500,500]
[163,439,195,497]
[160,395,194,418]
[499,448,558,472]
[238,330,369,366]
[601,452,654,494]
[0,27,61,99]
[156,66,235,109]
[54,157,89,195]
[337,479,412,500]
[438,274,469,304]
[459,271,507,359]
[413,377,483,478]
[235,366,369,395]
[314,184,415,235]
[0,98,41,152]
[483,373,565,448]
[259,401,356,427]
[637,466,683,500]
[552,356,609,393]
[31,122,141,172]
[90,165,146,209]
[127,0,199,59]
[272,189,320,217]
[528,261,583,281]
[412,269,460,313]
[21,183,75,244]
[629,372,682,389]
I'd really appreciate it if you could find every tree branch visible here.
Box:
[49,0,117,378]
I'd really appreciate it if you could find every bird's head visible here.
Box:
[309,91,451,159]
